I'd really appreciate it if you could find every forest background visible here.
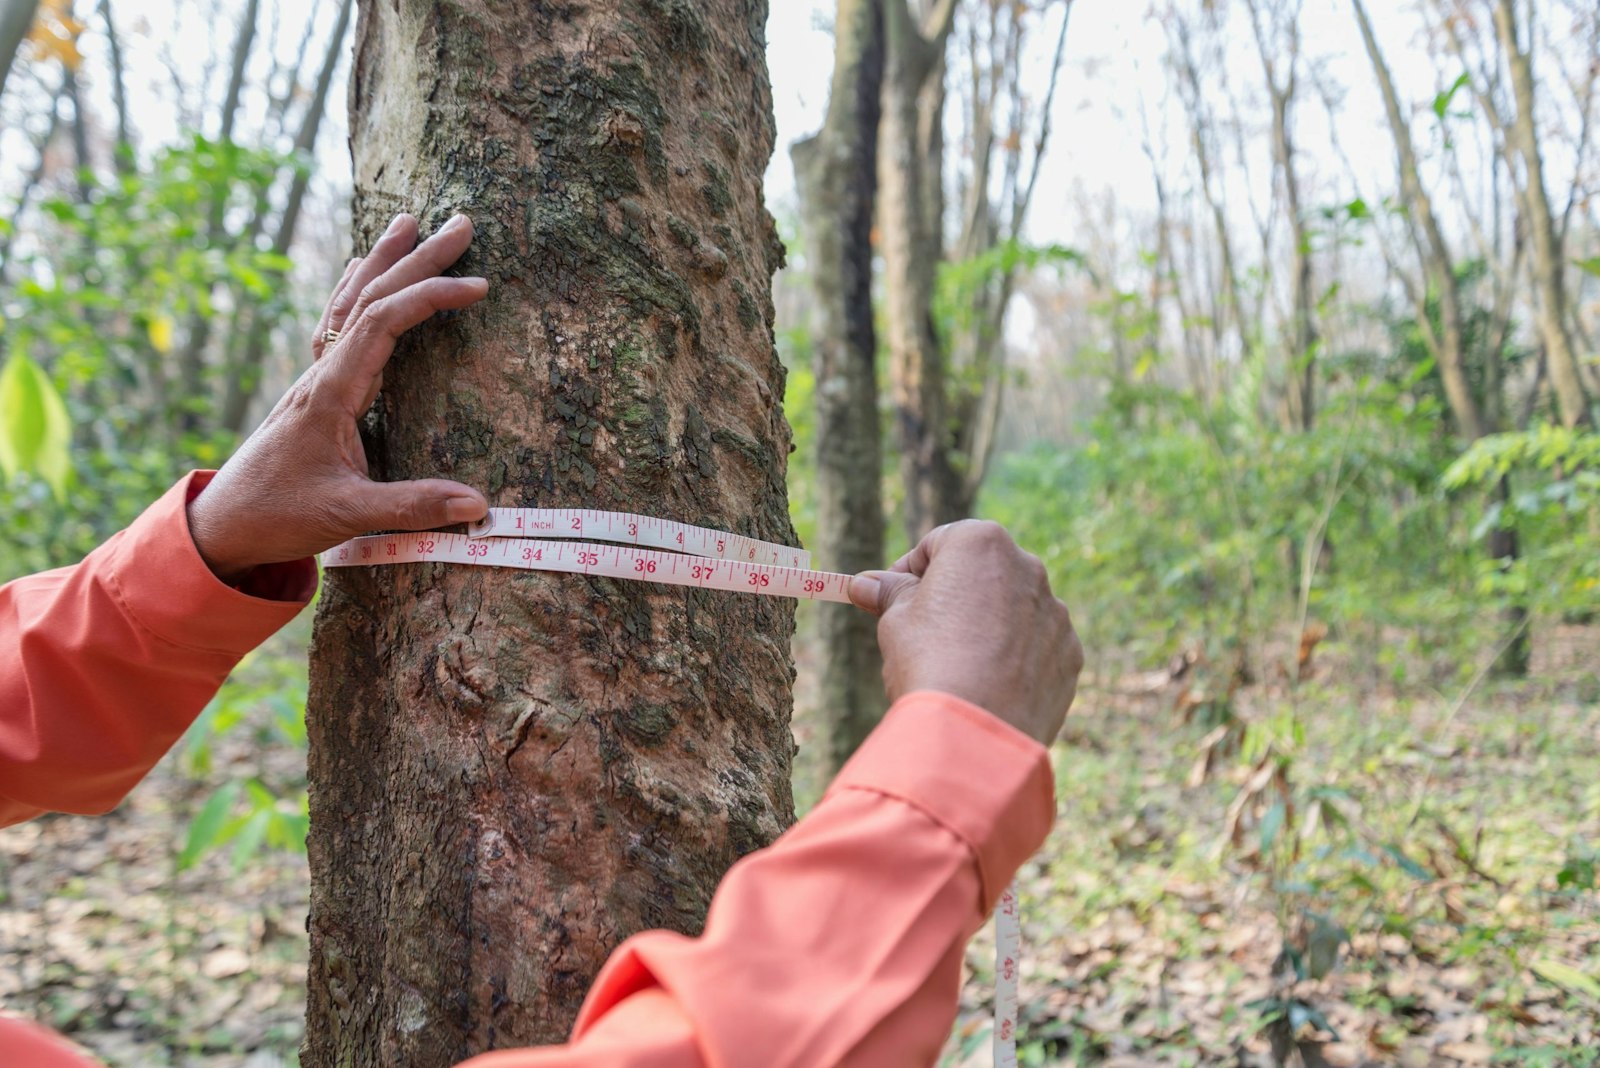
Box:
[0,0,1595,1065]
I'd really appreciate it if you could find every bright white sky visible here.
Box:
[0,0,1478,254]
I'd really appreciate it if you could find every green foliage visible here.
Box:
[177,650,310,873]
[0,134,296,579]
[1528,959,1600,1003]
[1432,72,1473,122]
[1444,425,1600,615]
[0,350,72,500]
[935,239,1085,341]
[980,373,1483,673]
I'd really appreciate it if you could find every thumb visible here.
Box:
[352,478,488,532]
[848,569,920,616]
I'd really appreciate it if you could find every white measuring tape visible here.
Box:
[322,507,1022,1063]
[323,507,851,602]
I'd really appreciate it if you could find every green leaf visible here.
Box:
[1530,960,1600,1001]
[0,352,73,501]
[1383,843,1433,881]
[230,808,272,874]
[1260,800,1286,853]
[1574,256,1600,279]
[178,781,241,871]
[1302,911,1348,980]
[1433,73,1471,120]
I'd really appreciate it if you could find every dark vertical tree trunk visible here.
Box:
[1493,0,1592,429]
[0,0,39,109]
[792,0,886,768]
[881,0,962,543]
[304,2,795,1064]
[97,0,132,172]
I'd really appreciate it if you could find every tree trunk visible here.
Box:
[1489,477,1531,677]
[97,0,132,171]
[1246,0,1316,432]
[222,0,350,436]
[1356,0,1526,672]
[881,0,962,542]
[304,2,796,1064]
[792,0,886,769]
[1352,0,1484,440]
[0,0,38,108]
[1494,0,1592,429]
[1168,6,1248,386]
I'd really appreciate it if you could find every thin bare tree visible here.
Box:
[1245,0,1318,432]
[792,0,888,767]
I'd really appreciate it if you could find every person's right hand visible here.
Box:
[187,213,489,583]
[848,521,1083,747]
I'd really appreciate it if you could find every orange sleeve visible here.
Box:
[0,472,316,827]
[459,690,1056,1068]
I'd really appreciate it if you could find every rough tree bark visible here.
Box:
[304,2,796,1064]
[1493,0,1592,429]
[791,0,886,768]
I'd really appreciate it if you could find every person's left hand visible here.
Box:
[187,213,490,583]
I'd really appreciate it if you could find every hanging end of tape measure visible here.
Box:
[467,515,496,539]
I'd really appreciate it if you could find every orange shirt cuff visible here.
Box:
[825,690,1056,914]
[103,471,317,656]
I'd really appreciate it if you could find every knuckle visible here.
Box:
[1065,632,1086,673]
[395,495,433,530]
[280,376,319,416]
[362,296,397,331]
[975,520,1010,545]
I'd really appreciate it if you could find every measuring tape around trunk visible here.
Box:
[322,506,849,602]
[321,506,1023,1063]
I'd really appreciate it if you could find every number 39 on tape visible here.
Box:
[321,507,852,603]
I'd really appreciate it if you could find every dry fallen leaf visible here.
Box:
[200,947,251,980]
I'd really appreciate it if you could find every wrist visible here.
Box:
[185,492,254,585]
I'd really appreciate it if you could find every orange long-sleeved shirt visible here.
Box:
[0,474,1055,1067]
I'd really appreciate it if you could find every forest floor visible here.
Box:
[0,622,1595,1067]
